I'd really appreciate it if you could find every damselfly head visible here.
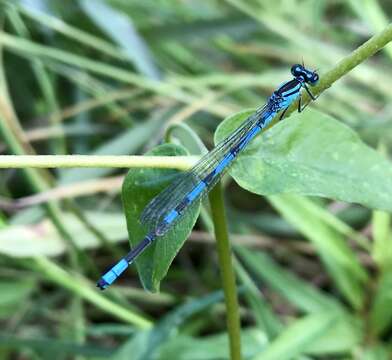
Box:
[291,64,319,86]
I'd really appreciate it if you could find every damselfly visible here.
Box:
[97,64,319,290]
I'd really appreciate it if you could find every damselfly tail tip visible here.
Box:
[96,278,109,290]
[96,258,129,291]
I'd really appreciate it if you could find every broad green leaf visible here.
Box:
[254,312,337,360]
[214,108,392,212]
[236,247,341,313]
[122,143,200,292]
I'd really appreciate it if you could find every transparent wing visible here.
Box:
[140,104,271,228]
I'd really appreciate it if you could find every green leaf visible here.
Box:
[122,143,200,292]
[254,312,337,360]
[214,108,392,212]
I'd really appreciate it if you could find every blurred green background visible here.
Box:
[0,0,392,359]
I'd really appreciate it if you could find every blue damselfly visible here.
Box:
[97,64,319,290]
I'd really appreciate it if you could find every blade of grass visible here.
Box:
[370,270,392,336]
[372,209,392,269]
[268,194,367,310]
[254,311,337,360]
[347,0,392,60]
[236,247,341,313]
[0,31,232,118]
[6,5,65,155]
[113,290,226,360]
[16,2,130,62]
[80,0,160,79]
[0,335,114,357]
[31,256,152,328]
[0,32,190,103]
[235,258,283,339]
[371,143,392,268]
[226,0,392,98]
[0,40,80,269]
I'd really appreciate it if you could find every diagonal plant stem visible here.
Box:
[284,21,392,117]
[1,23,392,169]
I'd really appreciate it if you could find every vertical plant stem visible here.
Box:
[208,183,242,360]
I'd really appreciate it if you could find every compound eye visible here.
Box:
[311,73,319,83]
[291,64,302,76]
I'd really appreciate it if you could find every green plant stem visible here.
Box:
[1,23,392,170]
[285,21,392,116]
[0,155,197,169]
[208,184,242,360]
